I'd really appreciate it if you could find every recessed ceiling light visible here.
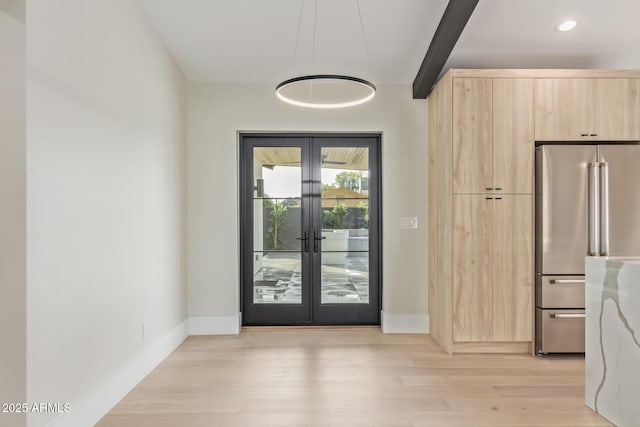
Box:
[556,20,577,32]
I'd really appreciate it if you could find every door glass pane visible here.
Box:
[320,147,369,304]
[253,253,302,304]
[253,147,302,304]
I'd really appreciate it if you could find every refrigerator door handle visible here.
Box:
[599,162,610,256]
[549,313,586,319]
[549,279,586,285]
[587,162,600,256]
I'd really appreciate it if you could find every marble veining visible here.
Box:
[586,257,640,426]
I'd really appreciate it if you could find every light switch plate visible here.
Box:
[400,217,418,229]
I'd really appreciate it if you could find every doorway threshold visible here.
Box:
[241,325,381,332]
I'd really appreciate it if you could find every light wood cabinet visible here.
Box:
[429,72,535,354]
[534,79,588,140]
[430,70,640,355]
[492,195,533,342]
[453,195,492,342]
[589,79,640,140]
[493,79,534,194]
[535,78,640,141]
[453,78,534,194]
[452,78,492,194]
[453,195,533,343]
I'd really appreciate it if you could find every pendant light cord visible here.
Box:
[293,0,304,60]
[312,0,318,65]
[295,0,370,65]
[356,0,371,63]
[309,0,318,101]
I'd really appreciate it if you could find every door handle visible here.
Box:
[587,162,600,256]
[313,231,326,253]
[599,162,609,256]
[549,279,585,285]
[549,313,586,319]
[296,230,309,253]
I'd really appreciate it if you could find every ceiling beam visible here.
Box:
[412,0,479,99]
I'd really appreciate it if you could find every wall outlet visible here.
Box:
[400,217,418,229]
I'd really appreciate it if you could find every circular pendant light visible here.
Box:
[276,0,376,109]
[276,75,376,109]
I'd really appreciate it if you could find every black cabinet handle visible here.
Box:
[313,231,326,253]
[296,230,309,253]
[494,187,503,191]
[581,133,589,136]
[590,133,598,137]
[485,187,494,190]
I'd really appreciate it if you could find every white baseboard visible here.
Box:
[188,314,241,335]
[46,320,189,427]
[44,314,241,427]
[381,311,429,333]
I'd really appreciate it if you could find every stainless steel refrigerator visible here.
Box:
[535,143,640,354]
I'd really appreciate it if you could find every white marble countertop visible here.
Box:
[585,256,640,427]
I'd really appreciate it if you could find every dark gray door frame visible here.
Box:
[239,133,382,326]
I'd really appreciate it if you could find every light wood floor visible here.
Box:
[98,327,610,426]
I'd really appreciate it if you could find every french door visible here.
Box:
[240,134,380,325]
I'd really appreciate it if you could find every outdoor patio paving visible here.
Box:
[253,253,369,304]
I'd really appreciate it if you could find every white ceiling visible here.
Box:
[446,0,640,71]
[140,0,448,84]
[141,0,640,86]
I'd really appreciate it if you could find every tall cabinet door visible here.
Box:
[453,195,493,342]
[453,78,492,194]
[535,79,589,141]
[493,195,533,341]
[493,79,534,194]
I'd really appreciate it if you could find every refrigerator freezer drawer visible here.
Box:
[536,308,585,354]
[536,276,585,308]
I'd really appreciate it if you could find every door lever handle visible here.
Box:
[296,230,309,253]
[313,231,326,253]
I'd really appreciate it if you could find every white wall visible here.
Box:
[188,83,428,329]
[0,1,26,426]
[26,0,187,425]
